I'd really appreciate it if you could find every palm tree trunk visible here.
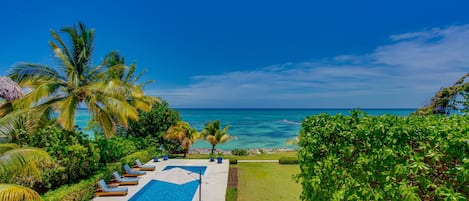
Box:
[211,144,216,155]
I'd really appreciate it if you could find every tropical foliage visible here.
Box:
[201,120,232,155]
[1,22,156,138]
[125,101,181,140]
[0,184,42,201]
[10,125,100,190]
[164,121,201,157]
[297,111,468,200]
[415,72,469,115]
[0,144,52,201]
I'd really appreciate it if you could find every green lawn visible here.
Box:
[237,163,301,201]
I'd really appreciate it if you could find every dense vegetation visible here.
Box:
[297,111,468,200]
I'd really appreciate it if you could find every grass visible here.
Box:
[186,151,298,160]
[237,163,301,201]
[225,187,238,201]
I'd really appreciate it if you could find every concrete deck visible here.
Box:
[92,159,229,201]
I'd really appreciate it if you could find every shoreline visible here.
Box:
[189,147,297,155]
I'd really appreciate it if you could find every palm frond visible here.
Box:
[0,184,42,201]
[17,79,64,107]
[9,63,65,83]
[0,147,51,183]
[218,134,230,144]
[0,144,19,155]
[56,95,78,131]
[89,104,115,139]
[50,30,73,63]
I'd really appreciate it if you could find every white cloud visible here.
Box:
[148,24,469,108]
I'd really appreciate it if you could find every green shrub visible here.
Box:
[125,101,180,140]
[229,158,238,164]
[94,136,137,163]
[231,148,249,156]
[278,157,299,164]
[42,171,103,201]
[297,111,469,200]
[13,125,101,191]
[119,147,157,166]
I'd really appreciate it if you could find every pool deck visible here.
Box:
[92,159,229,201]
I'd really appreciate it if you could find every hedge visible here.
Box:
[278,157,299,164]
[229,159,238,164]
[43,148,157,201]
[297,111,468,200]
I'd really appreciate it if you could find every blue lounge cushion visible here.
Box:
[98,179,128,192]
[124,164,146,175]
[113,171,138,182]
[106,187,128,192]
[135,159,156,168]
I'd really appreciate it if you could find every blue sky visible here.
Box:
[1,0,469,108]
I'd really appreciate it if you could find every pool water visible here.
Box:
[162,165,207,175]
[128,180,199,201]
[128,165,207,201]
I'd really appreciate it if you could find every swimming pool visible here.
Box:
[128,166,207,201]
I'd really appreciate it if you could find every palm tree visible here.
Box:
[201,120,232,155]
[4,22,156,138]
[164,121,200,157]
[0,143,52,201]
[99,51,159,113]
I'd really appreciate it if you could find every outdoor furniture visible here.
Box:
[134,159,156,171]
[95,179,128,197]
[112,171,139,185]
[123,164,146,177]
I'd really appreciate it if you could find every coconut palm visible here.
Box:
[99,51,159,113]
[164,121,200,157]
[0,143,52,201]
[4,22,156,138]
[201,120,232,155]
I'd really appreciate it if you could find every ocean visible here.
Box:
[76,108,415,150]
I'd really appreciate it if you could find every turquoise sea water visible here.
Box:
[75,109,415,150]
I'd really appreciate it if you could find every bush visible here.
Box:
[119,147,158,166]
[125,101,180,140]
[42,173,100,201]
[278,157,299,164]
[13,125,101,191]
[297,111,469,200]
[229,159,238,164]
[231,148,249,156]
[94,136,138,163]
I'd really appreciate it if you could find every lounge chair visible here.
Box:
[95,179,128,197]
[112,171,139,185]
[134,159,156,171]
[123,164,146,177]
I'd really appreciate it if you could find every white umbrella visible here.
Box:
[155,167,200,185]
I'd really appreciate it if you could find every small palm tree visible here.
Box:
[201,120,232,155]
[164,121,200,157]
[0,143,52,201]
[3,22,156,138]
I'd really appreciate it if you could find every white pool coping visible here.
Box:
[92,159,229,201]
